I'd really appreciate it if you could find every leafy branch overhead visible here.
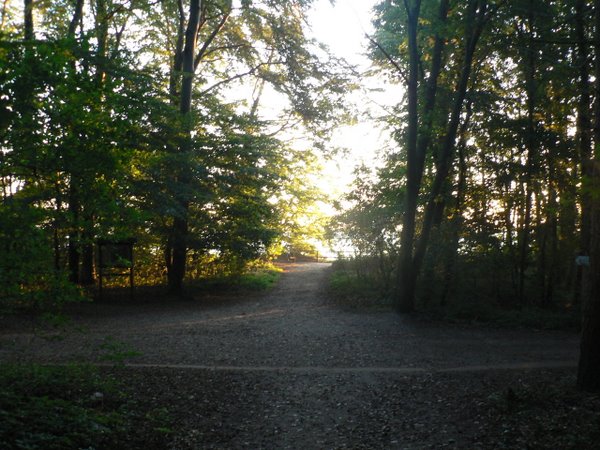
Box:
[0,0,353,300]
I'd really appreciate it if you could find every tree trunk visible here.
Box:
[68,0,84,38]
[441,101,471,306]
[410,0,488,304]
[576,0,600,394]
[23,0,34,40]
[574,0,593,305]
[167,0,202,295]
[68,183,80,283]
[541,158,558,307]
[396,0,448,312]
[395,0,489,312]
[517,4,537,305]
[80,223,95,285]
[577,161,600,392]
[395,0,421,313]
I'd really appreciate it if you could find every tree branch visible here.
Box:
[194,9,231,70]
[366,33,407,83]
[199,61,277,96]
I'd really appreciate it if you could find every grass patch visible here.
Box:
[188,265,283,294]
[0,363,172,449]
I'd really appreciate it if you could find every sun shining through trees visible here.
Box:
[0,0,366,293]
[2,0,600,394]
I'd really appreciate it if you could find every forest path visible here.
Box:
[0,262,578,370]
[0,263,582,449]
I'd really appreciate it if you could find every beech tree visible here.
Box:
[1,0,352,301]
[140,0,351,293]
[370,0,504,312]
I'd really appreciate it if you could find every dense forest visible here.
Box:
[0,0,350,299]
[1,0,599,391]
[327,0,600,390]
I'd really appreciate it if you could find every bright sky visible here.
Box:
[301,0,405,255]
[306,0,401,202]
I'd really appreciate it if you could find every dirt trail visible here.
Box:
[0,262,578,370]
[0,263,583,448]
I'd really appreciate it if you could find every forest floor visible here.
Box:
[1,263,599,449]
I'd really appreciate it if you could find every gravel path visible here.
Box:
[1,262,591,449]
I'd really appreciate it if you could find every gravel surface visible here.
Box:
[1,262,597,449]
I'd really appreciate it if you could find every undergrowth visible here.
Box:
[328,265,580,330]
[483,374,600,448]
[328,270,392,309]
[0,363,172,449]
[188,265,283,293]
[422,301,581,330]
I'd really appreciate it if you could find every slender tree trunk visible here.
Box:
[53,185,62,272]
[68,183,80,283]
[168,0,186,101]
[395,0,421,313]
[574,0,593,305]
[396,0,490,312]
[64,0,87,285]
[517,5,537,305]
[80,222,95,284]
[410,0,487,302]
[68,0,84,38]
[441,101,471,306]
[396,0,448,312]
[167,0,202,295]
[542,158,558,307]
[23,0,33,40]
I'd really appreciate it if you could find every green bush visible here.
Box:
[190,266,282,292]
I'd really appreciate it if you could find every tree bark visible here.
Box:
[395,0,491,312]
[408,0,488,307]
[68,182,80,283]
[167,0,202,295]
[577,161,600,391]
[23,0,34,40]
[574,0,593,306]
[517,4,538,305]
[576,0,600,394]
[68,0,85,38]
[441,100,472,306]
[395,0,421,313]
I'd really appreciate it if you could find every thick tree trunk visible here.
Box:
[576,0,600,393]
[577,161,600,392]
